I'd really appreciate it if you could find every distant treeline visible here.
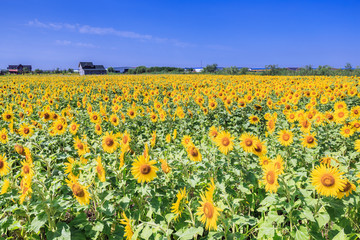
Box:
[2,64,360,76]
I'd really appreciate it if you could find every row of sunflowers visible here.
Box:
[0,74,360,239]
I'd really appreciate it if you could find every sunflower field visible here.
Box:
[1,74,360,239]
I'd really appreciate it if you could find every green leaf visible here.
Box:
[140,225,153,240]
[29,213,48,233]
[47,222,71,240]
[176,227,204,240]
[294,226,309,240]
[300,208,315,222]
[332,229,347,240]
[316,211,330,228]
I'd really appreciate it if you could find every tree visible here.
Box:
[203,64,218,73]
[135,66,147,74]
[265,64,279,75]
[34,69,43,74]
[345,63,352,71]
[68,68,74,73]
[107,67,114,73]
[240,67,248,75]
[22,67,30,74]
[224,66,239,75]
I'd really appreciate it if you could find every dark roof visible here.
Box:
[79,62,94,68]
[7,64,32,70]
[79,62,106,70]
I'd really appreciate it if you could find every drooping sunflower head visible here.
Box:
[0,154,10,176]
[171,188,187,220]
[311,164,346,197]
[301,133,317,148]
[337,179,356,199]
[187,145,202,162]
[66,176,90,205]
[262,164,279,193]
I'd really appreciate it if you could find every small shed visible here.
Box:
[78,62,107,75]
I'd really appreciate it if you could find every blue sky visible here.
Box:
[0,0,359,69]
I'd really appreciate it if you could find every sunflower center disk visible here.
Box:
[57,125,63,130]
[140,164,151,174]
[190,148,198,157]
[23,166,30,174]
[24,128,30,134]
[266,171,275,184]
[282,134,290,141]
[203,202,214,218]
[307,137,314,143]
[77,143,84,150]
[1,135,6,140]
[0,160,4,169]
[72,184,85,197]
[222,138,230,147]
[321,174,335,187]
[105,138,114,147]
[245,139,253,147]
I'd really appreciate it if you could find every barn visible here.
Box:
[7,64,32,74]
[78,62,107,75]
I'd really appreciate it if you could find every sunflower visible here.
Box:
[120,212,134,240]
[262,164,279,193]
[301,133,317,148]
[214,131,234,155]
[299,118,311,133]
[1,179,10,195]
[333,109,349,124]
[311,164,346,197]
[355,139,360,152]
[69,122,80,135]
[351,106,360,119]
[96,156,106,182]
[337,179,356,199]
[131,155,158,183]
[160,159,171,174]
[149,112,158,123]
[239,133,257,153]
[181,135,193,148]
[0,128,8,144]
[340,125,354,138]
[19,176,32,204]
[18,123,34,138]
[127,108,136,119]
[66,176,91,205]
[121,131,131,152]
[320,156,338,166]
[0,154,10,176]
[249,115,260,124]
[259,156,271,167]
[272,155,284,174]
[252,140,267,157]
[2,110,14,122]
[102,132,119,153]
[150,131,156,147]
[187,145,202,162]
[89,112,101,124]
[196,180,222,231]
[208,100,217,110]
[94,123,102,135]
[166,134,171,143]
[109,114,120,126]
[21,160,34,178]
[278,130,293,146]
[266,118,276,133]
[52,119,67,135]
[74,137,89,156]
[171,188,187,221]
[173,129,177,140]
[209,126,219,141]
[64,157,82,178]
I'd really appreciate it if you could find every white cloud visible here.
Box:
[28,19,191,47]
[55,40,96,48]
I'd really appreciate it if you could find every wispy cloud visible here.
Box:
[55,40,96,48]
[28,19,192,47]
